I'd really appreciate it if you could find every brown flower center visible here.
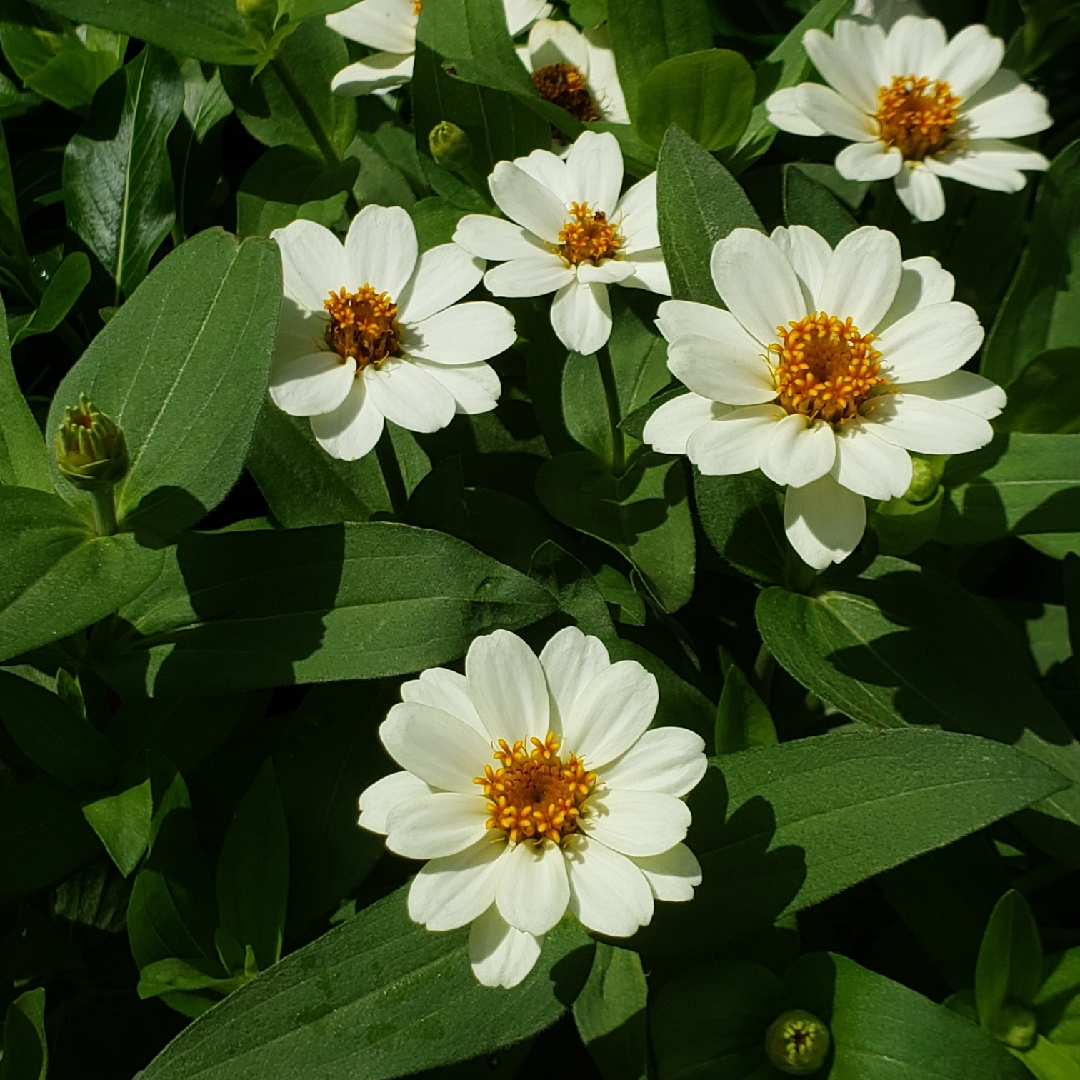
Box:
[558,201,621,266]
[875,75,960,160]
[531,63,599,122]
[323,285,400,372]
[769,312,886,425]
[475,733,595,846]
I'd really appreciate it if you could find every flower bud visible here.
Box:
[987,1003,1038,1050]
[55,394,128,491]
[428,121,474,173]
[903,454,948,505]
[765,1009,831,1075]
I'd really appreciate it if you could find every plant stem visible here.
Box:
[90,487,118,537]
[270,54,341,170]
[376,426,408,516]
[596,344,625,474]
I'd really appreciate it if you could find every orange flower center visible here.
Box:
[412,0,422,15]
[475,733,595,846]
[558,202,621,266]
[875,75,960,160]
[769,312,886,425]
[532,63,599,122]
[323,284,399,372]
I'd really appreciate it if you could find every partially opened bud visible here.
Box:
[988,1003,1038,1050]
[765,1009,831,1075]
[55,394,128,491]
[429,121,474,173]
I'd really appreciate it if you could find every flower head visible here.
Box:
[328,0,552,96]
[453,130,669,356]
[643,224,1005,569]
[270,206,516,460]
[765,16,1051,221]
[358,626,706,988]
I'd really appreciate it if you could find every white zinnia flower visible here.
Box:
[453,130,669,356]
[270,206,516,461]
[518,19,629,130]
[643,225,1005,570]
[358,626,706,989]
[765,15,1052,221]
[328,0,552,96]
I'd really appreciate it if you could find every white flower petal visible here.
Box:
[582,789,690,857]
[527,16,589,70]
[831,419,913,499]
[505,0,551,36]
[631,843,702,902]
[385,792,489,859]
[860,393,994,453]
[894,164,945,221]
[885,14,946,78]
[577,260,636,285]
[408,838,510,931]
[489,161,567,244]
[962,81,1052,139]
[397,244,483,325]
[876,255,954,332]
[466,629,549,745]
[551,280,612,355]
[484,254,575,298]
[564,835,653,936]
[310,378,385,460]
[358,770,433,834]
[453,215,546,261]
[402,301,516,363]
[496,840,569,936]
[380,701,492,793]
[669,336,777,406]
[538,626,610,732]
[783,473,867,569]
[686,405,786,475]
[344,204,417,299]
[330,53,414,96]
[926,142,1047,193]
[326,0,417,54]
[656,299,737,343]
[600,727,707,797]
[562,660,658,769]
[614,173,658,253]
[795,83,879,142]
[273,300,325,364]
[469,906,541,989]
[623,251,671,295]
[895,369,1005,419]
[584,25,629,124]
[711,228,807,345]
[877,301,983,382]
[643,392,730,455]
[401,668,487,737]
[835,140,903,182]
[269,351,356,417]
[760,413,837,488]
[769,225,833,305]
[765,87,826,137]
[816,225,902,333]
[930,23,1003,99]
[414,359,500,415]
[363,358,456,433]
[803,26,880,113]
[272,219,346,312]
[513,147,568,204]
[835,17,889,87]
[565,130,623,217]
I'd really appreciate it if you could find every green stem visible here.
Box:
[90,487,118,537]
[376,426,408,516]
[596,344,625,474]
[270,55,341,170]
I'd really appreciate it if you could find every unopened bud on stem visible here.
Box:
[765,1009,831,1075]
[429,121,474,174]
[55,394,127,536]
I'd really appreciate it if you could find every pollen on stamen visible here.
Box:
[875,75,960,160]
[323,284,400,372]
[531,63,599,124]
[558,201,622,267]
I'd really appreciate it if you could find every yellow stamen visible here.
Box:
[531,63,599,122]
[558,202,621,267]
[412,0,422,16]
[323,284,399,372]
[876,75,960,160]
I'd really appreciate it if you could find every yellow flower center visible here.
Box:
[769,311,886,425]
[475,733,596,846]
[875,75,960,160]
[531,63,599,122]
[412,0,422,15]
[323,284,399,372]
[558,202,621,266]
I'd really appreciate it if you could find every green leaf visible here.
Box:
[216,760,289,972]
[656,125,762,306]
[9,251,91,346]
[608,291,672,422]
[715,660,776,755]
[1017,1037,1080,1080]
[63,46,185,302]
[996,349,1080,434]
[139,888,594,1080]
[0,118,35,302]
[81,777,154,876]
[1034,948,1080,1063]
[47,228,282,537]
[976,890,1045,1028]
[0,487,164,663]
[562,351,613,462]
[782,162,858,246]
[408,196,467,251]
[0,292,50,491]
[0,669,118,794]
[982,139,1080,388]
[573,944,649,1080]
[636,50,754,153]
[0,988,47,1080]
[94,522,557,695]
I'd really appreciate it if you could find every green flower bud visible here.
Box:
[429,121,474,173]
[903,453,948,505]
[987,1003,1038,1050]
[55,394,128,491]
[765,1010,831,1075]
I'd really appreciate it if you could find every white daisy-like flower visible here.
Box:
[518,18,629,131]
[358,626,706,989]
[643,225,1005,570]
[327,0,552,96]
[765,15,1052,221]
[269,206,516,461]
[452,130,669,356]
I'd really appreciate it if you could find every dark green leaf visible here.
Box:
[0,119,35,301]
[0,292,50,491]
[608,290,671,425]
[562,351,613,462]
[976,891,1045,1027]
[573,944,649,1080]
[82,777,153,876]
[782,162,858,246]
[1033,948,1080,1063]
[9,252,91,346]
[408,196,467,251]
[997,349,1080,434]
[0,988,47,1080]
[715,661,776,754]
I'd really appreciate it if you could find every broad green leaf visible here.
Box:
[976,890,1045,1030]
[997,349,1080,434]
[8,251,91,346]
[93,522,557,695]
[0,119,35,302]
[570,0,608,29]
[715,661,776,754]
[983,140,1080,387]
[0,669,118,794]
[1034,948,1080,1062]
[782,162,858,246]
[47,228,282,537]
[138,888,594,1080]
[408,196,467,251]
[0,988,47,1080]
[1017,1038,1080,1080]
[573,944,649,1080]
[562,351,613,462]
[216,760,289,972]
[656,126,762,306]
[609,290,671,423]
[82,777,153,876]
[0,292,50,491]
[636,50,754,153]
[63,46,185,302]
[0,486,163,663]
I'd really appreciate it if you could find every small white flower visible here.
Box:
[453,130,670,356]
[269,206,516,461]
[765,15,1051,221]
[518,18,629,130]
[643,224,1005,570]
[327,0,552,96]
[358,626,706,989]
